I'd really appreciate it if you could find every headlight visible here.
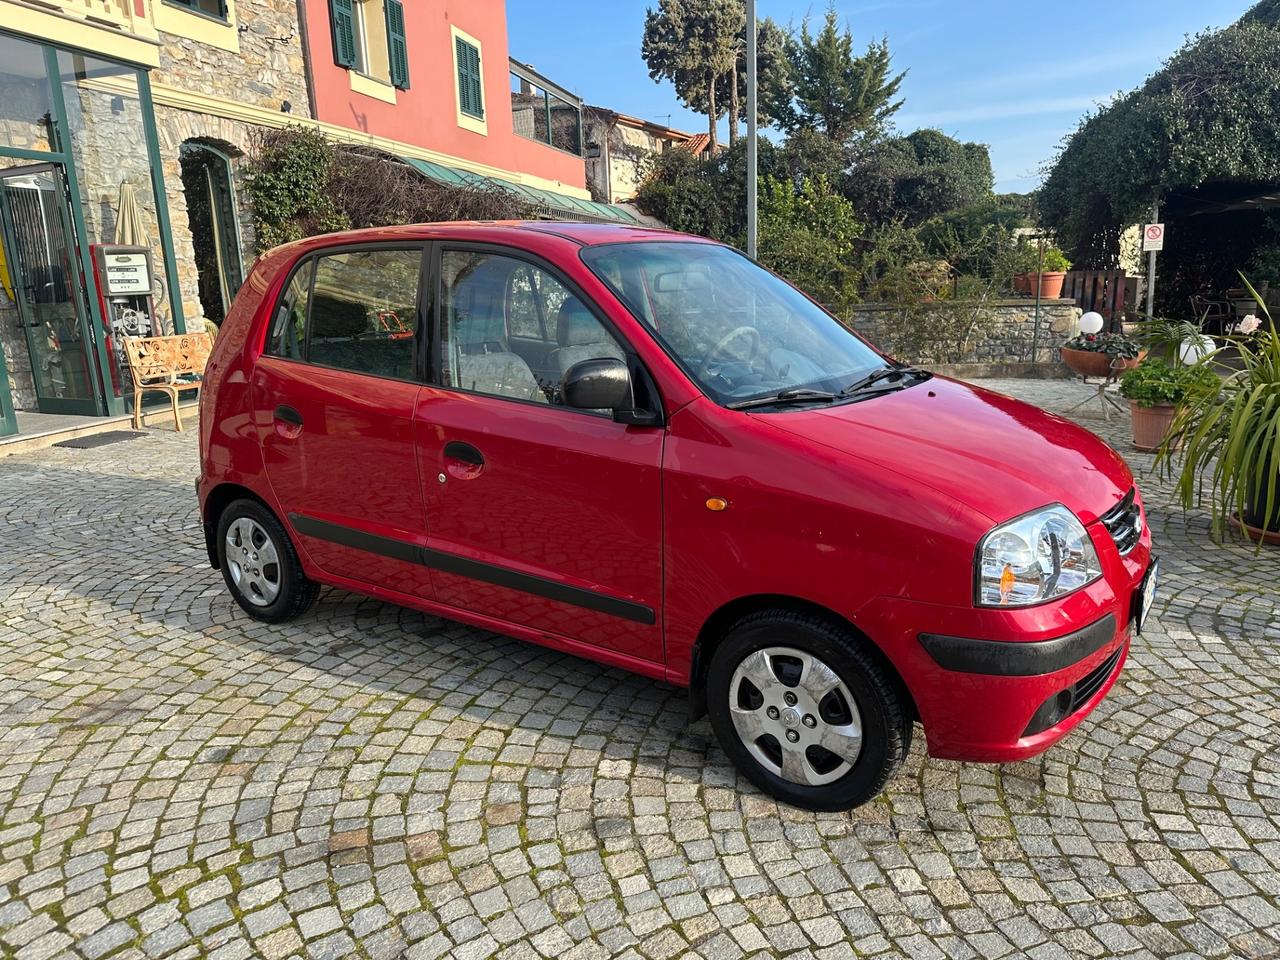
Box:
[976,504,1102,607]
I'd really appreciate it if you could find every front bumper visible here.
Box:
[857,505,1151,762]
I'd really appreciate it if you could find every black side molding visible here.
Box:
[289,513,655,625]
[918,614,1117,677]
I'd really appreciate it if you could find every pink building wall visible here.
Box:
[304,0,586,191]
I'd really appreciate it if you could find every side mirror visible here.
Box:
[562,357,632,413]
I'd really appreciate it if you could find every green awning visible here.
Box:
[403,157,637,224]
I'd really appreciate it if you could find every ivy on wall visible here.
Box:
[245,126,533,253]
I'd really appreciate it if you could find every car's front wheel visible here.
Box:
[706,610,912,811]
[216,498,319,623]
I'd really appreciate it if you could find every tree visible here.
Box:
[641,0,742,151]
[784,5,905,144]
[845,129,994,226]
[758,175,863,310]
[718,17,793,144]
[1039,15,1280,270]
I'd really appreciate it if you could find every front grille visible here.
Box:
[1070,646,1123,713]
[1100,488,1143,555]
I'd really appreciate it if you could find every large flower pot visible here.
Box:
[1128,401,1178,452]
[1240,466,1280,536]
[1028,271,1067,299]
[1012,273,1030,294]
[1060,346,1144,379]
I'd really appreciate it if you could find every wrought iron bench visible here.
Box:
[122,333,213,432]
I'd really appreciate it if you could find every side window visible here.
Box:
[267,260,312,360]
[307,247,422,380]
[440,249,625,408]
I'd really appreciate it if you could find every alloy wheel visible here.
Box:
[224,517,281,607]
[728,646,863,786]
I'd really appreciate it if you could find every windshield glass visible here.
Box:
[580,241,886,406]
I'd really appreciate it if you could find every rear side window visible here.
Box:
[305,248,423,380]
[267,261,312,360]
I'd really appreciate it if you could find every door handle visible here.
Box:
[274,405,303,426]
[443,440,484,466]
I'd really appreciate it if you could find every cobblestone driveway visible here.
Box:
[1,379,1278,960]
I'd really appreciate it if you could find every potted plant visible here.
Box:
[1118,358,1217,451]
[1060,331,1144,379]
[1158,279,1280,545]
[1027,247,1072,299]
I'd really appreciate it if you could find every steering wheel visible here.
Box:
[699,325,760,378]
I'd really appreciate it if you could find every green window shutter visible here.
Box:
[456,37,483,119]
[329,0,356,68]
[385,0,409,90]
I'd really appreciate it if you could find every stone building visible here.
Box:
[583,106,711,204]
[0,0,623,438]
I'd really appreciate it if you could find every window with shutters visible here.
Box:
[455,37,484,120]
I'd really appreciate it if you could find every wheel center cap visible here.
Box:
[780,707,801,727]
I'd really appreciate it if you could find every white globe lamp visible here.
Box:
[1178,335,1214,365]
[1078,312,1104,335]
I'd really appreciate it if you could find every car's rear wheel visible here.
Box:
[706,610,912,811]
[216,498,319,622]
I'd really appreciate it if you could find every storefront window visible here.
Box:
[56,52,170,337]
[0,34,56,154]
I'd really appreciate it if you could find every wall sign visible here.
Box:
[104,252,151,295]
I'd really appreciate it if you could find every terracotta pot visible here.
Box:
[1060,346,1145,379]
[1028,271,1067,299]
[1231,514,1280,545]
[1012,273,1030,294]
[1128,401,1178,452]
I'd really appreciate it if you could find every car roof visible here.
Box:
[274,220,715,252]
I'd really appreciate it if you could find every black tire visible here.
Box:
[216,498,319,623]
[706,610,912,811]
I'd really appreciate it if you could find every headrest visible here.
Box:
[556,297,599,346]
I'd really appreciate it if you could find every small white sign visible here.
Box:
[105,253,150,295]
[1142,223,1165,252]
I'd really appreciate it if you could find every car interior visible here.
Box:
[443,252,623,404]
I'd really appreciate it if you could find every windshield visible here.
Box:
[580,241,887,406]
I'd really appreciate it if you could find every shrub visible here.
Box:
[758,175,863,312]
[1062,331,1142,357]
[1119,358,1219,407]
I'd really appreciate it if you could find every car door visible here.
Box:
[413,245,664,663]
[254,244,435,600]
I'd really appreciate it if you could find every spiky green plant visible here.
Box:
[1157,276,1280,543]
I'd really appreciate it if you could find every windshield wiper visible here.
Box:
[727,388,838,411]
[840,364,928,397]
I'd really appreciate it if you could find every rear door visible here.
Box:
[413,245,665,663]
[254,244,434,600]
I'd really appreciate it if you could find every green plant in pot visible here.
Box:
[1011,244,1071,298]
[1157,278,1280,544]
[1119,358,1218,452]
[1060,330,1144,379]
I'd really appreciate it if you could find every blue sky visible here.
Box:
[507,0,1251,193]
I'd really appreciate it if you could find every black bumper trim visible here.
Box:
[918,613,1117,677]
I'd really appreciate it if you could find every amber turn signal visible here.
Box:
[705,498,729,512]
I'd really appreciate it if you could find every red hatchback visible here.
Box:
[198,222,1155,810]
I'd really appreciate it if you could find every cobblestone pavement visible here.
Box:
[0,377,1278,960]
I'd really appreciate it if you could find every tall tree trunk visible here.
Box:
[707,72,718,152]
[728,60,739,145]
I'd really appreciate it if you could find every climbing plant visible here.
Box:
[1039,12,1280,266]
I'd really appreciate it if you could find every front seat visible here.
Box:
[549,298,624,378]
[452,311,545,403]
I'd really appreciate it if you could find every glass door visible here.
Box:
[0,162,101,415]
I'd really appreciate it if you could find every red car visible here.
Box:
[198,222,1155,810]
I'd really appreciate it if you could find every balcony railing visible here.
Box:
[19,0,158,40]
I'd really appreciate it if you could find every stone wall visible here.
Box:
[845,298,1081,365]
[150,0,313,328]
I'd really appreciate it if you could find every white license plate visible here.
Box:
[1135,559,1159,633]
